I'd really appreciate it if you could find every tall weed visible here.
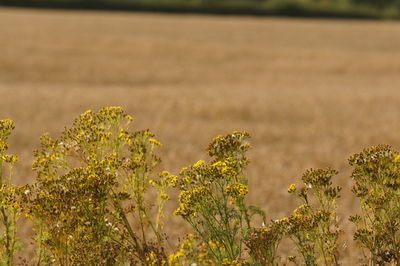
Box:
[0,106,398,265]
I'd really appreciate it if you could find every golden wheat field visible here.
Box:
[1,7,400,262]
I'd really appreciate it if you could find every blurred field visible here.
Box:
[1,7,400,262]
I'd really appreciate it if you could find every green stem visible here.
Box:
[10,209,17,265]
[1,206,12,265]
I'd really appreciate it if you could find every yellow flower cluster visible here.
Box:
[207,131,250,161]
[179,157,242,191]
[168,234,215,265]
[0,119,14,140]
[0,185,21,210]
[301,168,338,188]
[174,186,208,217]
[146,251,166,266]
[222,258,245,266]
[0,120,17,164]
[150,171,178,189]
[226,182,249,200]
[28,107,169,264]
[0,119,21,265]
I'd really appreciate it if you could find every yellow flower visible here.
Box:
[160,193,170,200]
[194,160,206,168]
[149,138,162,146]
[287,183,297,193]
[208,240,217,249]
[149,180,157,187]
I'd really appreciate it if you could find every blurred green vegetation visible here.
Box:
[2,0,400,19]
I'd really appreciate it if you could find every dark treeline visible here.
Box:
[1,0,400,19]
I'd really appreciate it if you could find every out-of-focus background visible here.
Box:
[1,1,400,263]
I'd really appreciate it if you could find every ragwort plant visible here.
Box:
[349,145,400,265]
[173,131,265,264]
[28,107,174,265]
[1,106,400,265]
[284,168,341,266]
[246,168,341,266]
[0,120,20,266]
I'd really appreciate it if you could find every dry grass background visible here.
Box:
[1,7,400,263]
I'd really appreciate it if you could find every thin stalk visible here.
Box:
[10,209,17,265]
[0,158,3,185]
[36,224,43,266]
[1,207,11,266]
[134,168,147,244]
[114,198,145,262]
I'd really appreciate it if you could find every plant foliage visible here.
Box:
[0,106,399,265]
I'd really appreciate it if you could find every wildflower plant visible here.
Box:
[246,168,341,266]
[349,145,400,265]
[284,168,341,265]
[0,106,399,265]
[174,131,264,263]
[28,107,171,264]
[0,119,21,266]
